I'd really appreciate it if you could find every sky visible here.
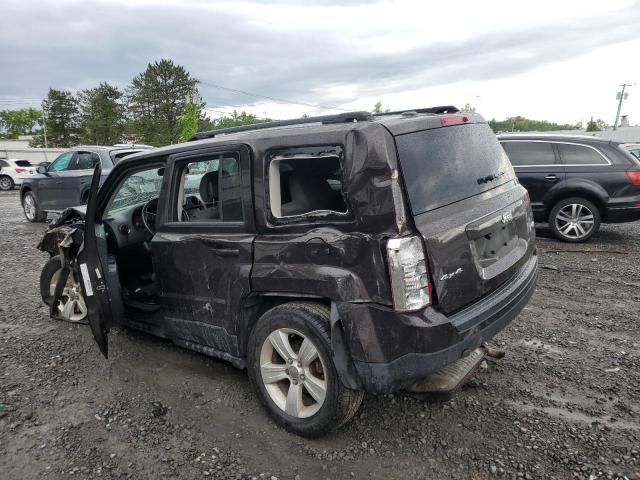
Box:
[1,0,639,126]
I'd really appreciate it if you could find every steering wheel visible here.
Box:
[141,198,159,235]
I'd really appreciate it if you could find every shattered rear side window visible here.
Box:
[269,154,347,218]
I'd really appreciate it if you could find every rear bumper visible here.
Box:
[604,205,640,223]
[337,254,538,393]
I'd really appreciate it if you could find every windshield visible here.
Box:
[15,160,32,167]
[107,168,164,212]
[395,123,515,215]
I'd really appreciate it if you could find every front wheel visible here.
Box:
[247,302,364,437]
[549,197,601,243]
[22,191,47,222]
[0,175,14,191]
[40,255,88,323]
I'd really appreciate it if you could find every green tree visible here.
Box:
[127,59,202,146]
[586,116,600,132]
[373,101,383,114]
[207,110,270,130]
[31,89,80,147]
[179,103,199,142]
[78,82,125,145]
[489,116,578,133]
[0,108,42,138]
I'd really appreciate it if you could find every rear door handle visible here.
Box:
[55,180,63,185]
[544,174,558,182]
[209,247,239,257]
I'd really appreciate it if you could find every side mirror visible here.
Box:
[37,165,48,174]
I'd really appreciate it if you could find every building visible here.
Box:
[0,136,65,164]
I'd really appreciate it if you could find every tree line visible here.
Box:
[0,59,269,148]
[2,73,613,146]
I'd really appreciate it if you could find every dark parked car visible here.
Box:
[37,108,537,436]
[499,135,640,242]
[20,145,152,222]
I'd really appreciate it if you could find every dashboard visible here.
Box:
[103,203,151,249]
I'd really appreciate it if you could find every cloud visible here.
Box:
[1,0,638,122]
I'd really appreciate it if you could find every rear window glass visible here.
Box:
[112,151,140,163]
[396,124,515,215]
[501,141,557,166]
[557,143,608,165]
[15,160,32,167]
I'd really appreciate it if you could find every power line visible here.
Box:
[198,80,347,112]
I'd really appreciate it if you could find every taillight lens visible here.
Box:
[627,171,640,186]
[15,168,27,174]
[386,235,431,312]
[440,115,469,127]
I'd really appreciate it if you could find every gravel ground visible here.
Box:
[1,190,639,480]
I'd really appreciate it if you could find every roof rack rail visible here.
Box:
[374,105,460,116]
[189,111,373,141]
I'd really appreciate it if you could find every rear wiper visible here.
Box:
[477,170,505,185]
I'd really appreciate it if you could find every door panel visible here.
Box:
[501,141,565,221]
[151,232,253,356]
[73,165,124,357]
[39,152,75,209]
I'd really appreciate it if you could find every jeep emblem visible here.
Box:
[501,212,513,225]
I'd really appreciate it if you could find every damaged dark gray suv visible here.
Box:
[37,107,538,437]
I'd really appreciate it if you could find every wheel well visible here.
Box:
[20,187,32,202]
[240,295,331,357]
[547,191,604,221]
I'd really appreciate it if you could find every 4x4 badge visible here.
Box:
[440,267,463,281]
[501,212,513,225]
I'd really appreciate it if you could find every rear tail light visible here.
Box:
[15,168,27,174]
[626,171,640,186]
[386,235,432,312]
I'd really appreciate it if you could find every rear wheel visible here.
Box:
[22,191,47,222]
[0,175,14,191]
[247,302,364,437]
[40,255,88,323]
[549,197,600,243]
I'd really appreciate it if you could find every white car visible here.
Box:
[0,158,37,191]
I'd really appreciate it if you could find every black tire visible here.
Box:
[247,302,364,437]
[0,175,14,191]
[40,255,63,307]
[549,197,601,243]
[22,191,47,222]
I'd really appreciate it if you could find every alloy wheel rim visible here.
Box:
[24,195,36,220]
[50,269,87,322]
[259,328,327,419]
[555,203,595,239]
[0,177,11,190]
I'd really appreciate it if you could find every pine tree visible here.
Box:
[34,89,80,147]
[78,82,125,145]
[127,59,202,146]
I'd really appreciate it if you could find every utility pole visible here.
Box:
[613,83,632,131]
[41,101,49,149]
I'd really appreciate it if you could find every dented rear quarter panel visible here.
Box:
[248,122,410,305]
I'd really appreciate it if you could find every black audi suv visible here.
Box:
[499,134,640,242]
